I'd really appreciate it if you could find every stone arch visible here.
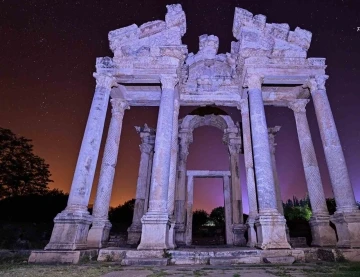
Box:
[179,114,237,133]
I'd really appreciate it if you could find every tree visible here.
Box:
[209,206,225,227]
[0,128,52,198]
[108,199,135,225]
[192,209,209,230]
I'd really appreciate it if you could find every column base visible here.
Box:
[137,211,170,250]
[87,219,112,248]
[330,211,360,248]
[309,215,337,247]
[255,213,291,250]
[127,223,142,245]
[45,208,92,250]
[168,218,177,249]
[246,217,257,247]
[174,223,186,246]
[232,224,247,246]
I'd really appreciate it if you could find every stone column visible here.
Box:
[167,93,180,249]
[138,75,178,250]
[308,75,360,248]
[288,99,337,247]
[239,99,258,247]
[87,98,129,248]
[45,73,115,250]
[223,175,234,245]
[144,149,154,214]
[174,129,193,245]
[223,128,246,246]
[185,175,194,246]
[267,126,284,215]
[127,124,155,245]
[246,74,290,249]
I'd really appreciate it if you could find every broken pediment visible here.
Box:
[108,4,186,60]
[232,7,312,58]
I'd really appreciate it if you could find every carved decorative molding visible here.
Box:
[93,73,117,88]
[307,75,329,91]
[160,75,179,89]
[245,74,263,90]
[288,99,310,113]
[110,99,129,116]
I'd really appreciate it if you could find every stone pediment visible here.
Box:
[231,8,312,58]
[181,35,242,94]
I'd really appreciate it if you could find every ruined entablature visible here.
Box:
[231,7,312,59]
[181,35,243,95]
[99,4,187,77]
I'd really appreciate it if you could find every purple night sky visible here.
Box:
[1,0,360,213]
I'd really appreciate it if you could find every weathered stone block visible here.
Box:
[263,256,295,264]
[28,250,98,264]
[121,258,169,266]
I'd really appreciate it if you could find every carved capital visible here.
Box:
[238,99,249,114]
[227,142,242,155]
[307,75,329,91]
[268,126,281,153]
[135,124,156,145]
[93,73,117,88]
[139,143,154,154]
[288,99,310,113]
[110,98,129,116]
[245,74,264,90]
[160,75,179,89]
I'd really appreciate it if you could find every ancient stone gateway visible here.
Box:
[36,3,360,261]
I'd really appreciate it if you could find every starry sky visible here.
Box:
[1,0,360,213]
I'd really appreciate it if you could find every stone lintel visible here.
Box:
[186,170,231,178]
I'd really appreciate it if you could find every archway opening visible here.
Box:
[192,177,225,246]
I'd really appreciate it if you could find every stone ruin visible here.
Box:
[30,4,360,264]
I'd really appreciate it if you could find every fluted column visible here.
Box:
[239,99,258,247]
[87,98,129,248]
[267,126,284,215]
[45,73,115,250]
[174,129,193,245]
[167,93,180,249]
[288,99,336,246]
[223,174,233,245]
[138,75,178,250]
[127,124,155,245]
[223,128,246,245]
[247,74,290,249]
[308,75,360,248]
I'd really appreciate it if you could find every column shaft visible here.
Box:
[46,73,115,250]
[247,75,290,249]
[127,125,155,245]
[138,76,178,250]
[185,175,194,246]
[309,75,360,248]
[289,99,336,246]
[240,99,258,247]
[87,98,129,248]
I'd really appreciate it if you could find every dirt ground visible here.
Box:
[0,261,360,277]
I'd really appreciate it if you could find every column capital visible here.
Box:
[307,75,329,92]
[93,73,117,88]
[139,143,154,154]
[288,99,310,113]
[244,74,264,90]
[268,126,281,153]
[110,98,129,116]
[179,129,193,145]
[160,75,179,89]
[238,99,249,114]
[135,124,156,145]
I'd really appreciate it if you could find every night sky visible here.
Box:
[1,0,360,213]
